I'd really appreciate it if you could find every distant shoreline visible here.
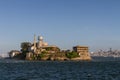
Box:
[91,56,120,61]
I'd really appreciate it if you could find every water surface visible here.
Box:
[0,59,120,80]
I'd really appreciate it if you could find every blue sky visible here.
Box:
[0,0,120,54]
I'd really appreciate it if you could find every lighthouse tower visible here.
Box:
[33,34,37,52]
[38,36,43,48]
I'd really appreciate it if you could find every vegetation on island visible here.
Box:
[66,51,80,59]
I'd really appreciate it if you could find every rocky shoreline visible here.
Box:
[11,52,91,61]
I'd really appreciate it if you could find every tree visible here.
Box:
[21,42,31,53]
[44,47,60,52]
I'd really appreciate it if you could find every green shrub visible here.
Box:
[66,51,79,59]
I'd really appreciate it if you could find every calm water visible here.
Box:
[0,59,120,80]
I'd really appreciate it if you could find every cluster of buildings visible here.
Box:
[28,35,59,54]
[9,35,91,60]
[9,35,60,58]
[90,48,120,57]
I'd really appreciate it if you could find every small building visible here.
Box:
[9,50,21,58]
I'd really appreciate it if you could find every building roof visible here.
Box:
[74,45,88,48]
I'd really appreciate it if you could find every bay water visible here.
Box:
[0,59,120,80]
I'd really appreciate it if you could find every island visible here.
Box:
[8,35,91,61]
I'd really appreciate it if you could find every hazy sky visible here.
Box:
[0,0,120,54]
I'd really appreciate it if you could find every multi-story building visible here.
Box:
[73,45,89,56]
[72,45,91,60]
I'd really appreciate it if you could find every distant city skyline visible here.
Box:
[0,0,120,55]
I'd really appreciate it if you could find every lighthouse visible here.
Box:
[38,36,43,48]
